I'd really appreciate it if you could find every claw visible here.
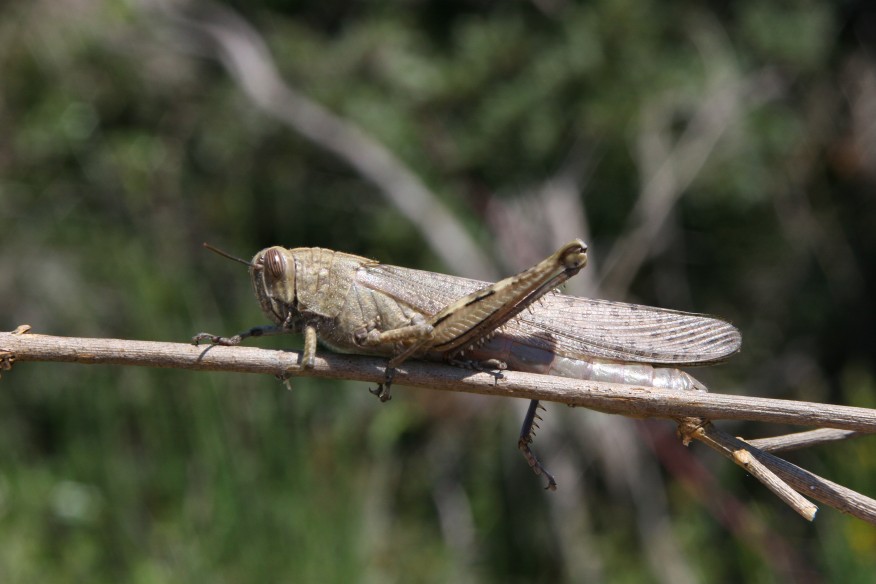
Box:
[276,372,294,391]
[191,332,241,346]
[368,384,391,401]
[518,435,558,491]
[369,367,396,402]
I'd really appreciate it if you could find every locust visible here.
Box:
[193,240,741,490]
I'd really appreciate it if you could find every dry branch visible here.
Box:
[4,331,875,430]
[3,329,876,523]
[746,428,862,453]
[690,422,819,520]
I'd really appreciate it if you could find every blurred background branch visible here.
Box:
[150,0,499,280]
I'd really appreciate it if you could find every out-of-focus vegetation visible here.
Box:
[3,0,876,581]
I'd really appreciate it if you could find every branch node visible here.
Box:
[0,350,15,379]
[732,448,753,466]
[676,416,707,446]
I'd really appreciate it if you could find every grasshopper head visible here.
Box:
[201,243,299,328]
[251,246,298,327]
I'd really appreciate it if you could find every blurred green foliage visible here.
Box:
[3,0,876,582]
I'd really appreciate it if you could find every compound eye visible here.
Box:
[264,249,286,283]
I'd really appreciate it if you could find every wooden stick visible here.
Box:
[3,331,876,432]
[4,329,876,523]
[745,428,862,453]
[684,421,818,521]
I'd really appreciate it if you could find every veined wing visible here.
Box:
[357,264,741,366]
[507,294,741,365]
[356,263,488,316]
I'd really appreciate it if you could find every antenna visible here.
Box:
[202,243,254,268]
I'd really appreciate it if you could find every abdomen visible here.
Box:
[469,335,707,392]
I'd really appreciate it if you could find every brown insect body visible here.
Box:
[198,240,740,489]
[249,246,435,359]
[247,245,739,386]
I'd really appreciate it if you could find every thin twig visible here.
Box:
[745,428,862,453]
[685,421,817,521]
[4,329,876,523]
[699,424,876,522]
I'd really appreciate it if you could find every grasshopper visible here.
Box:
[193,240,740,489]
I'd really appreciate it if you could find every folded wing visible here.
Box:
[358,264,741,366]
